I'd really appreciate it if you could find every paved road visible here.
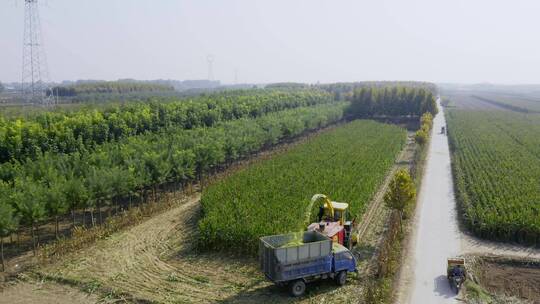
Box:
[408,100,461,304]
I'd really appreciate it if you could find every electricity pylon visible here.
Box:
[21,0,53,105]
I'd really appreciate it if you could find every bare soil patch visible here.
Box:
[470,256,540,303]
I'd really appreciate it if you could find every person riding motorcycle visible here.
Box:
[451,264,465,291]
[447,259,466,293]
[451,264,464,278]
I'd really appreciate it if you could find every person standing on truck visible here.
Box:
[317,206,324,222]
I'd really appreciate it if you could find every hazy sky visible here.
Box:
[1,0,540,84]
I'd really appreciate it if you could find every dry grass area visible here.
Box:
[39,194,256,303]
[0,189,391,303]
[32,189,386,303]
[0,201,378,304]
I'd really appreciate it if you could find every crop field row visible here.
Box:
[447,110,540,245]
[0,89,334,163]
[199,120,407,254]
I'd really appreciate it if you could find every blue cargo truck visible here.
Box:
[259,231,357,296]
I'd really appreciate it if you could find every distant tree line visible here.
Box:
[262,81,438,103]
[265,83,311,89]
[345,86,438,118]
[48,81,175,97]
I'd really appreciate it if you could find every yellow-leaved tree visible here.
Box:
[384,169,416,231]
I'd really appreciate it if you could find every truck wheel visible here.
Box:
[336,271,347,286]
[289,280,306,297]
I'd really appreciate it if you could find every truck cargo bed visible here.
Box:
[259,231,333,282]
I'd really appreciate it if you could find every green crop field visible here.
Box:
[199,120,407,254]
[447,110,540,245]
[0,89,334,163]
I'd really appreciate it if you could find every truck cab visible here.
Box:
[333,243,357,274]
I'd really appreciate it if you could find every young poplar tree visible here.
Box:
[384,169,416,231]
[12,179,46,256]
[0,182,18,272]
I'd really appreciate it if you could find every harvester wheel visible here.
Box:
[336,271,347,286]
[289,280,306,297]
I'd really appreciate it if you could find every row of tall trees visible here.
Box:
[0,90,334,163]
[346,86,438,118]
[263,82,438,102]
[0,102,346,268]
[415,113,434,145]
[318,81,438,101]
